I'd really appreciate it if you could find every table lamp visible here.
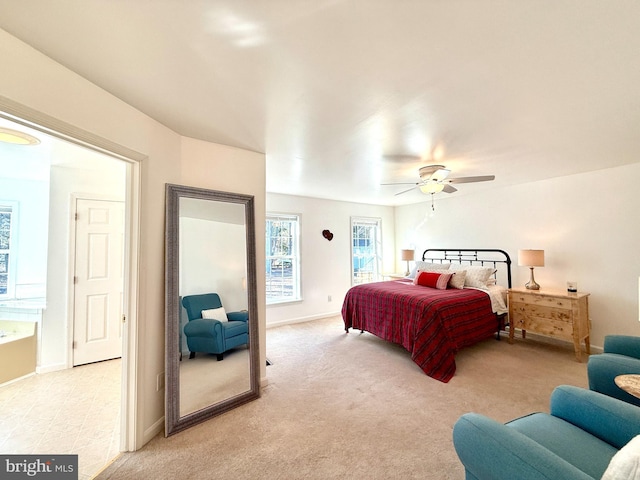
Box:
[401,249,415,276]
[518,249,544,290]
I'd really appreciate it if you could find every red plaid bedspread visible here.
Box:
[341,279,497,382]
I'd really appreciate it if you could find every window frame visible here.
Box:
[0,202,18,299]
[265,213,302,305]
[350,216,383,286]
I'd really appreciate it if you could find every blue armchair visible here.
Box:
[182,293,249,361]
[453,385,640,480]
[588,335,640,407]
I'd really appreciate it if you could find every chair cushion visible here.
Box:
[507,413,617,479]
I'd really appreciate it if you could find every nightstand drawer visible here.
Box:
[510,293,573,310]
[510,309,573,339]
[510,302,572,323]
[525,316,574,340]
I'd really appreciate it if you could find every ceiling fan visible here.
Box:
[382,164,495,196]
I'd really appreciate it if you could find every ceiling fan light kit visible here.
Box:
[383,163,496,197]
[419,182,445,194]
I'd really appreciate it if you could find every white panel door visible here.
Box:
[73,198,124,366]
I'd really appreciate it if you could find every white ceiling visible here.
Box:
[0,1,639,206]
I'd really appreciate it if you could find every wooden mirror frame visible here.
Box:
[164,183,260,436]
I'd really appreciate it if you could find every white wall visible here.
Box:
[1,28,266,449]
[179,218,247,311]
[395,163,640,350]
[266,193,395,327]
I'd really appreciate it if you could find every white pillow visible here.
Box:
[448,270,466,289]
[408,261,450,279]
[201,307,228,322]
[449,264,495,288]
[602,435,640,480]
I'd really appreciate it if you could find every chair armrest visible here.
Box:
[604,335,640,359]
[183,318,224,337]
[453,413,593,480]
[550,385,640,449]
[588,354,640,407]
[227,311,249,322]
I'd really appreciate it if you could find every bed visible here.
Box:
[341,248,512,382]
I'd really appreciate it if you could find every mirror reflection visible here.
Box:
[165,184,259,436]
[178,198,250,415]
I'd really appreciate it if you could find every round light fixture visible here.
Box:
[0,127,40,146]
[419,182,445,194]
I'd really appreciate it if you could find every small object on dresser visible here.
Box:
[567,281,578,293]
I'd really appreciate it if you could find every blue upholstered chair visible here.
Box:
[588,335,640,407]
[453,385,640,480]
[182,293,249,361]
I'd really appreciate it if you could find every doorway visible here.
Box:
[0,104,141,460]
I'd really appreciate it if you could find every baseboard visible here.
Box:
[266,311,340,329]
[143,416,165,446]
[503,329,603,355]
[0,372,35,388]
[36,362,68,374]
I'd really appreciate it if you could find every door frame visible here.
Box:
[67,194,126,368]
[0,95,143,452]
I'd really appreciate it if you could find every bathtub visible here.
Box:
[0,320,37,384]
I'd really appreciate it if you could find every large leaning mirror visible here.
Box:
[165,183,260,436]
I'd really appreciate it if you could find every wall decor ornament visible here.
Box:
[322,229,334,241]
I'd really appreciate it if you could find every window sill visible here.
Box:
[267,299,303,307]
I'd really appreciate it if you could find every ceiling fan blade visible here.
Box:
[394,185,420,196]
[447,175,495,184]
[431,168,451,182]
[381,182,419,186]
[442,184,458,193]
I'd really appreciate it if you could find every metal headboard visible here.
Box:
[421,248,512,288]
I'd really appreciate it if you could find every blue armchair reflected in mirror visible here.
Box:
[182,293,249,361]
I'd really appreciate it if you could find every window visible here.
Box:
[351,217,382,285]
[0,205,14,297]
[266,214,301,304]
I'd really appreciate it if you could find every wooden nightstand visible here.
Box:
[508,287,591,361]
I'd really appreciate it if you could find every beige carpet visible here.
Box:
[179,347,250,415]
[97,315,588,479]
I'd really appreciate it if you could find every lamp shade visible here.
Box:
[401,249,415,261]
[518,249,545,267]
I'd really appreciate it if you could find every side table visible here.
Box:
[615,374,640,399]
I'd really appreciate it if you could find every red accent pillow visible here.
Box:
[414,271,452,289]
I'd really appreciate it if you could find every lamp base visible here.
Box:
[525,267,540,290]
